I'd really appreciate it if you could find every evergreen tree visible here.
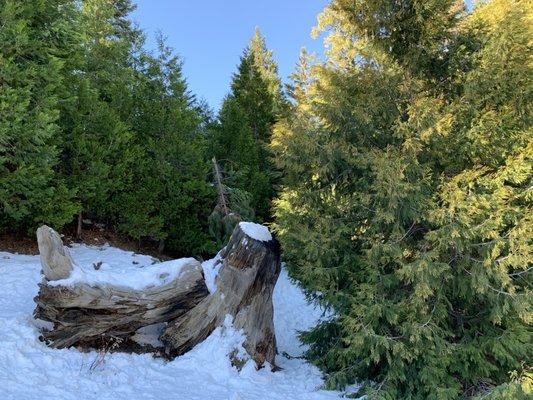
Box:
[0,0,79,231]
[210,95,264,206]
[273,0,532,398]
[248,27,286,116]
[117,37,215,255]
[208,97,258,246]
[208,155,255,248]
[1,0,217,257]
[212,28,285,221]
[55,1,214,255]
[58,0,140,236]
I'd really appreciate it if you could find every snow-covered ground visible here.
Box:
[0,243,352,400]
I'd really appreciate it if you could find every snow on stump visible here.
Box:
[161,222,281,369]
[33,225,209,349]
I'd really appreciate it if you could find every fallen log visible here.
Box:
[161,222,281,369]
[33,226,209,349]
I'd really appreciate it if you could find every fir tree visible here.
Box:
[58,0,141,237]
[118,36,215,255]
[248,27,286,116]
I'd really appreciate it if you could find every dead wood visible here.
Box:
[161,223,281,369]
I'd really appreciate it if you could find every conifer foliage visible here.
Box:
[273,0,532,398]
[1,1,530,397]
[210,28,285,221]
[0,0,79,230]
[0,0,214,255]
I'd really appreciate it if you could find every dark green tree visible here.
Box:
[211,28,285,221]
[58,0,138,237]
[1,0,217,257]
[117,37,215,255]
[0,0,79,232]
[211,95,262,197]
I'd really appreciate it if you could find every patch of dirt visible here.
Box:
[0,231,39,255]
[0,225,171,260]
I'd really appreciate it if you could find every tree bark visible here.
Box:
[33,223,281,369]
[212,156,229,217]
[76,212,82,240]
[33,226,209,349]
[161,223,281,369]
[37,225,74,281]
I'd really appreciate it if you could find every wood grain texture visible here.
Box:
[161,224,281,369]
[33,227,209,349]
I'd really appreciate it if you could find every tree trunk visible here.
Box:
[161,223,281,369]
[212,156,229,217]
[33,226,209,349]
[76,212,82,240]
[33,223,281,368]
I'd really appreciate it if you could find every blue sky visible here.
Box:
[132,0,474,111]
[132,0,328,111]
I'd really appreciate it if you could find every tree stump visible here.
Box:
[161,222,281,369]
[33,226,209,349]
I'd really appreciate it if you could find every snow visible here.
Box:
[49,250,198,290]
[131,323,165,348]
[36,243,198,290]
[0,244,357,400]
[201,251,223,293]
[239,222,272,242]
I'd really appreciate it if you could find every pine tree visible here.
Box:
[0,0,79,232]
[248,27,286,116]
[273,0,532,398]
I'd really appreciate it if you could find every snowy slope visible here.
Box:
[0,244,354,400]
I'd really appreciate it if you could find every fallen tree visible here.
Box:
[33,222,281,369]
[34,226,208,349]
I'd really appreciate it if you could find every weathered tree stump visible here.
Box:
[161,222,281,369]
[33,226,209,349]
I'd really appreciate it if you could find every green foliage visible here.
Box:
[212,96,260,171]
[58,0,139,225]
[1,0,216,256]
[472,368,532,399]
[2,5,530,397]
[0,0,79,231]
[113,37,216,255]
[208,163,256,247]
[209,28,285,221]
[315,0,465,81]
[273,0,532,398]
